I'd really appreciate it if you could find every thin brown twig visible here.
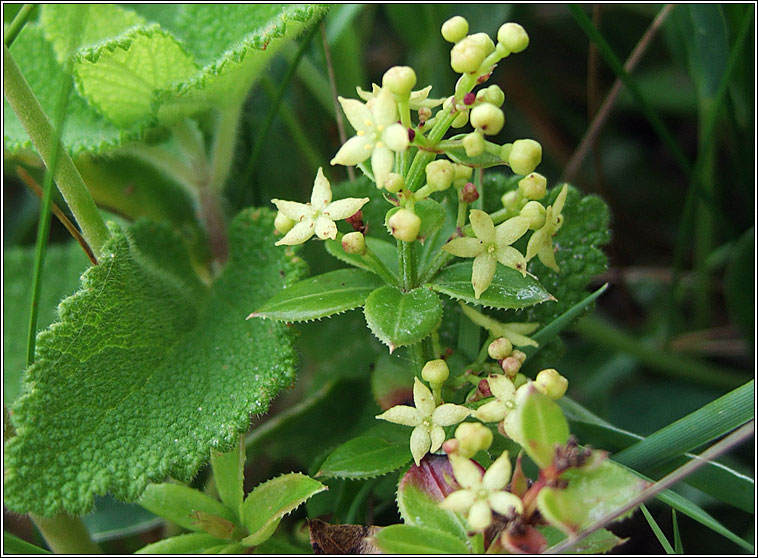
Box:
[562,4,676,183]
[16,166,98,265]
[544,420,755,554]
[320,21,355,183]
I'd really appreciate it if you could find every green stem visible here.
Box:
[209,103,243,192]
[4,44,109,256]
[398,240,417,291]
[4,4,37,47]
[405,109,458,190]
[30,514,101,554]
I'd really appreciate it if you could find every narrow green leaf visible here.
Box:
[139,484,237,533]
[372,524,471,555]
[211,434,245,521]
[537,459,649,534]
[641,504,675,554]
[676,5,729,100]
[428,261,554,309]
[3,532,51,554]
[613,381,754,471]
[539,525,626,554]
[251,269,383,323]
[241,473,326,547]
[324,237,398,281]
[135,532,225,555]
[672,510,683,554]
[4,209,306,516]
[505,383,569,468]
[317,436,411,479]
[82,495,161,543]
[445,134,506,168]
[363,286,442,350]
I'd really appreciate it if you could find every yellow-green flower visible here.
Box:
[376,378,470,465]
[440,451,523,531]
[473,375,517,423]
[442,210,530,298]
[271,168,368,246]
[525,184,568,271]
[356,83,444,110]
[459,303,539,348]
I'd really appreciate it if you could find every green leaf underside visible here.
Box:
[3,242,92,406]
[540,525,626,554]
[252,269,384,322]
[241,473,326,546]
[135,532,224,555]
[317,436,412,479]
[324,237,399,281]
[537,460,649,534]
[363,286,443,349]
[4,209,306,516]
[509,386,570,469]
[5,5,326,155]
[397,483,471,550]
[139,483,237,533]
[429,261,553,309]
[373,524,471,555]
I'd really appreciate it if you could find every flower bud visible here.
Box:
[383,123,410,152]
[501,356,521,377]
[455,422,493,457]
[451,110,469,128]
[463,132,485,157]
[509,139,542,175]
[274,211,295,234]
[476,85,505,107]
[441,16,469,43]
[341,231,366,255]
[382,66,417,96]
[418,106,432,123]
[421,359,450,385]
[520,201,546,230]
[488,337,513,360]
[385,172,405,194]
[535,368,568,399]
[388,208,421,242]
[518,172,547,200]
[470,103,504,135]
[501,190,519,209]
[461,182,479,203]
[450,33,495,74]
[512,349,527,364]
[425,159,455,191]
[497,23,529,53]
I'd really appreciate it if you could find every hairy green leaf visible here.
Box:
[317,436,411,479]
[135,532,225,555]
[429,261,554,309]
[4,209,306,516]
[241,473,326,546]
[139,484,237,533]
[363,286,442,350]
[251,269,384,322]
[372,524,471,555]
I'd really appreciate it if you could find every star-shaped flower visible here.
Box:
[440,451,523,531]
[271,168,368,246]
[330,88,410,189]
[525,184,568,272]
[443,210,530,298]
[376,378,470,465]
[473,375,517,423]
[356,83,444,109]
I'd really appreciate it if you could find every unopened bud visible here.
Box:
[518,172,547,200]
[421,359,450,385]
[476,85,505,107]
[488,337,513,360]
[342,231,366,255]
[453,163,473,182]
[535,368,568,399]
[383,66,417,96]
[461,182,479,203]
[441,16,469,43]
[501,190,519,209]
[388,208,421,242]
[451,109,469,128]
[455,422,493,458]
[497,23,529,54]
[418,106,432,122]
[520,201,546,230]
[501,356,521,377]
[463,132,485,157]
[470,103,504,135]
[425,159,455,191]
[274,211,295,234]
[450,33,495,74]
[512,349,527,364]
[385,172,405,194]
[509,139,542,175]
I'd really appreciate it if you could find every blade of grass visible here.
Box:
[672,510,683,554]
[613,381,754,471]
[574,315,748,388]
[568,4,692,177]
[545,421,755,554]
[3,531,51,554]
[641,504,675,554]
[3,4,37,47]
